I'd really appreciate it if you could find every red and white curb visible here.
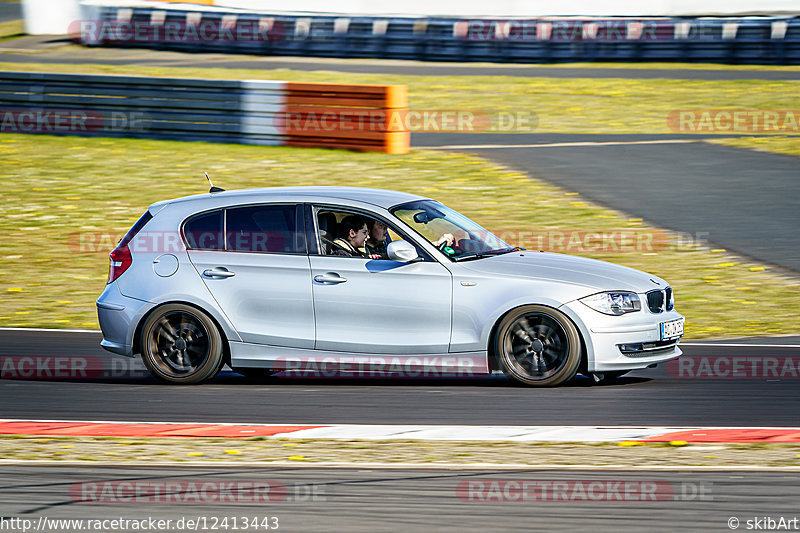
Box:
[2,419,800,443]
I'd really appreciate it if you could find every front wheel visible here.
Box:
[140,304,224,384]
[495,305,582,387]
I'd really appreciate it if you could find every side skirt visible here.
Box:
[229,341,490,375]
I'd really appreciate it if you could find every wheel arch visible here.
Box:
[133,300,232,368]
[486,302,588,374]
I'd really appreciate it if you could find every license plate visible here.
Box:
[660,318,684,340]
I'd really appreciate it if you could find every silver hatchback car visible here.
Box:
[97,186,684,386]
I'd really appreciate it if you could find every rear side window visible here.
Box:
[226,205,302,253]
[184,211,223,251]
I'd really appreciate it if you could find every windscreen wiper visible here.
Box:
[453,247,525,262]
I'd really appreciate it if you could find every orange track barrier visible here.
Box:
[284,82,409,154]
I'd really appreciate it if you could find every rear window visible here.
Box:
[184,211,223,251]
[226,205,301,253]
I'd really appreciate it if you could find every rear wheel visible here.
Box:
[140,304,223,384]
[495,305,582,387]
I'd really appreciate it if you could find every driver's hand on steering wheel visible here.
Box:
[433,233,455,248]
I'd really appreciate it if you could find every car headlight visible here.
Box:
[580,291,641,315]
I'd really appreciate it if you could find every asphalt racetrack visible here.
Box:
[1,465,799,532]
[1,330,799,426]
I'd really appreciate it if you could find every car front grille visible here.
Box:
[646,290,664,313]
[646,287,673,313]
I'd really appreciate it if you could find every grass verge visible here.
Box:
[0,61,798,135]
[1,133,798,337]
[709,136,800,157]
[0,19,22,41]
[1,435,800,467]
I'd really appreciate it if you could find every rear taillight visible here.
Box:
[108,245,132,284]
[107,210,153,284]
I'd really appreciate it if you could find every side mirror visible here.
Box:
[387,240,420,262]
[413,212,430,224]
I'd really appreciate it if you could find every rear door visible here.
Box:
[185,204,315,348]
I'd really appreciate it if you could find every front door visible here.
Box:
[309,207,452,354]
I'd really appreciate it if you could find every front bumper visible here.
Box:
[96,283,151,357]
[560,300,684,372]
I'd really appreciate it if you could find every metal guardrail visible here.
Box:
[0,71,410,153]
[73,7,800,64]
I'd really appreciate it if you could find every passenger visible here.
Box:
[365,219,390,259]
[332,215,373,257]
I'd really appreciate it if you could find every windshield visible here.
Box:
[391,200,512,260]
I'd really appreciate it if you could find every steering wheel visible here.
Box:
[438,241,455,255]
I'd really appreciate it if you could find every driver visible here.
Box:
[433,233,455,250]
[365,219,390,259]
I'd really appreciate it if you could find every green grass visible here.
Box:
[0,133,798,338]
[0,61,798,135]
[0,19,22,41]
[709,136,800,157]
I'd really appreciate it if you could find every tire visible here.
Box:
[495,305,582,387]
[140,303,224,384]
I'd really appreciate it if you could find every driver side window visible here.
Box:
[313,208,428,261]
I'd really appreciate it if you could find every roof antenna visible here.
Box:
[205,172,225,194]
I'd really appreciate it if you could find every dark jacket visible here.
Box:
[365,239,388,259]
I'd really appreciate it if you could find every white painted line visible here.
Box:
[1,460,798,472]
[276,425,687,442]
[0,327,100,333]
[423,139,697,150]
[682,343,800,348]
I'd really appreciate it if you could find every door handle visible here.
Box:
[203,267,235,279]
[314,273,347,284]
